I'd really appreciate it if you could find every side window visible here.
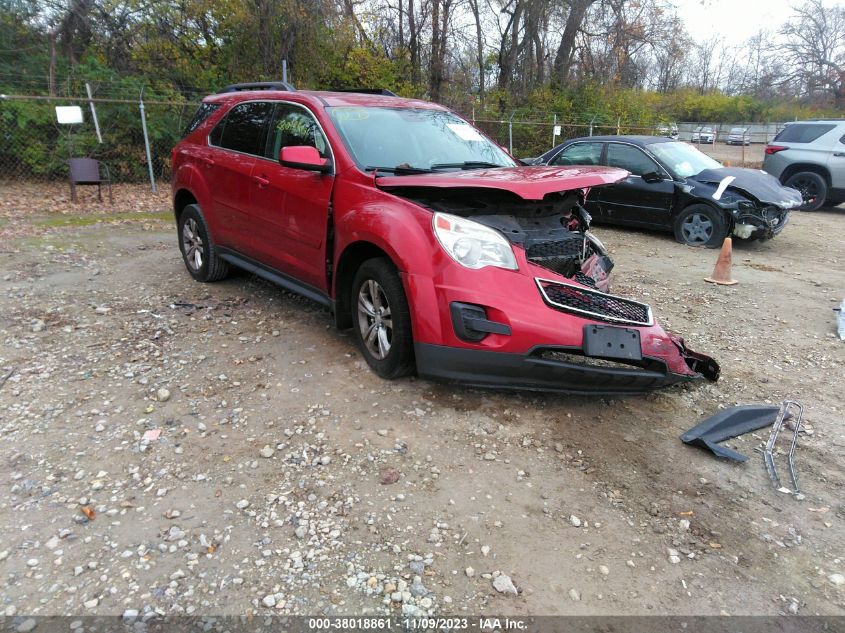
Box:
[182,102,220,138]
[606,143,659,176]
[210,101,274,155]
[265,104,329,160]
[774,124,835,143]
[550,142,603,166]
[839,133,845,145]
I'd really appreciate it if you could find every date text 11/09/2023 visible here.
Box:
[307,617,529,630]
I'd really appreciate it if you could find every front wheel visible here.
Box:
[351,258,414,379]
[673,204,728,248]
[784,172,827,211]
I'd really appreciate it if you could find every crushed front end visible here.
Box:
[381,168,720,395]
[689,167,803,241]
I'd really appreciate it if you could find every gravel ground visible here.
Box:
[1,202,844,620]
[695,143,765,168]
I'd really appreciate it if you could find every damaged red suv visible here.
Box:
[171,83,719,394]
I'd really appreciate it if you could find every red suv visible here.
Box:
[171,83,719,394]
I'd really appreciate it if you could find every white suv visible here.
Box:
[763,120,845,210]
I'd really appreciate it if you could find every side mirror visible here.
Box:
[642,171,665,183]
[279,146,332,173]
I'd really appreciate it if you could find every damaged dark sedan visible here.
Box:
[532,136,803,247]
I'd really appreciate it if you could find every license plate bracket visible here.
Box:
[582,324,643,361]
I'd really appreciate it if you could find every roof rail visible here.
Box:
[220,81,296,93]
[331,88,398,97]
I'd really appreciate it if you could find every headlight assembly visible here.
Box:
[432,212,518,271]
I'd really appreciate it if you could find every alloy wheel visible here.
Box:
[357,279,392,360]
[789,176,820,207]
[182,217,204,271]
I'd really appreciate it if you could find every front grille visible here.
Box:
[536,278,653,326]
[526,238,593,276]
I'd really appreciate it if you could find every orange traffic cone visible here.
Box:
[704,237,737,285]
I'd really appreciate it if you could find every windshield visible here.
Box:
[648,141,722,178]
[730,128,746,134]
[326,106,516,172]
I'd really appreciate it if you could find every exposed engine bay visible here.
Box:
[395,187,615,290]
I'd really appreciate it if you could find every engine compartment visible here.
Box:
[393,186,614,286]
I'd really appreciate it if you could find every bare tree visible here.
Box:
[779,0,845,106]
[551,0,595,87]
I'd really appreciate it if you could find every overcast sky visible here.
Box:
[673,0,796,44]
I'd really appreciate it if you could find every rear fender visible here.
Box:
[172,165,221,237]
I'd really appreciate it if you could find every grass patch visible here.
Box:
[36,211,172,227]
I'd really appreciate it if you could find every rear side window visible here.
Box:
[182,103,220,138]
[774,124,836,143]
[550,142,603,166]
[210,102,274,155]
[606,143,659,176]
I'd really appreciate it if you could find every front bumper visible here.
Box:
[405,250,720,395]
[416,341,719,395]
[732,207,790,240]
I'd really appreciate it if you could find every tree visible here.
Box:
[779,0,845,106]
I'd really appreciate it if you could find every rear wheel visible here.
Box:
[784,171,827,211]
[673,204,727,248]
[178,204,229,282]
[351,258,414,379]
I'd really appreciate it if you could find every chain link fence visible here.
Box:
[0,94,198,185]
[0,92,786,189]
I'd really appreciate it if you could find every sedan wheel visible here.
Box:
[673,204,727,248]
[681,212,713,244]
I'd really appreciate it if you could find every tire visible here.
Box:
[784,171,827,211]
[178,204,229,282]
[825,197,844,208]
[673,204,728,248]
[351,258,414,379]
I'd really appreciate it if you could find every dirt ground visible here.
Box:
[1,188,844,621]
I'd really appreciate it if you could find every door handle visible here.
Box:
[834,152,845,157]
[253,175,270,187]
[201,157,215,167]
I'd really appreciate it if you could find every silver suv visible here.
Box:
[763,120,845,210]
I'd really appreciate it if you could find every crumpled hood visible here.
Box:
[692,167,803,208]
[376,166,628,200]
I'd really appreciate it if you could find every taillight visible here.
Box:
[765,145,787,155]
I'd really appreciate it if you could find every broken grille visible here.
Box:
[525,239,593,276]
[536,278,653,326]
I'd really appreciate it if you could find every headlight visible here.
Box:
[432,212,518,271]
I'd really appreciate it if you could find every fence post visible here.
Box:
[508,111,515,155]
[139,88,157,193]
[617,117,620,135]
[552,113,556,148]
[85,82,103,144]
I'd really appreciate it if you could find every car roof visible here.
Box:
[203,89,446,111]
[786,119,845,124]
[559,135,675,146]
